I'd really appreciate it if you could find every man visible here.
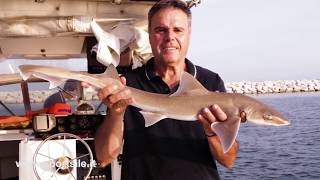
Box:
[43,80,79,108]
[95,0,239,179]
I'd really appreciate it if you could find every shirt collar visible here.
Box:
[144,57,197,80]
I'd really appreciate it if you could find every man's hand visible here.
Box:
[197,104,227,136]
[91,76,132,166]
[82,76,134,115]
[197,104,238,168]
[98,76,133,114]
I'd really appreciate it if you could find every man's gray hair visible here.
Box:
[148,0,192,29]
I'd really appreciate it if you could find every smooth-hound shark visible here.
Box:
[18,65,289,153]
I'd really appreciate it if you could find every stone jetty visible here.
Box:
[225,79,320,94]
[0,90,54,104]
[0,79,319,104]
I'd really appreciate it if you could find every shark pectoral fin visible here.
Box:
[210,117,241,153]
[140,111,166,127]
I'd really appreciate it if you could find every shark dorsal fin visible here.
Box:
[171,72,209,96]
[103,64,120,80]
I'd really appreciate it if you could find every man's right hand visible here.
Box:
[90,76,131,166]
[97,76,134,115]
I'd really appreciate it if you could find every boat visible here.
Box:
[0,0,158,179]
[0,1,202,179]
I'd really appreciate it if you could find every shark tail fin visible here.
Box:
[211,117,241,153]
[18,65,68,89]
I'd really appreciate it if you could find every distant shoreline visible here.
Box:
[0,79,319,104]
[225,79,320,94]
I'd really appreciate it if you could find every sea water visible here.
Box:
[219,93,320,180]
[1,93,320,179]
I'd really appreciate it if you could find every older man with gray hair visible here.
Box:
[95,1,239,179]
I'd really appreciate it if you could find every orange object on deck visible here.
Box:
[0,116,31,129]
[48,103,71,115]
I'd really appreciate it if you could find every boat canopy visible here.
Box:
[0,0,159,61]
[0,0,201,61]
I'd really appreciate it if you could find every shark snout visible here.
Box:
[259,112,290,126]
[271,115,290,126]
[247,109,290,126]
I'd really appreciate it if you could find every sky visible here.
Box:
[188,0,320,82]
[0,0,320,82]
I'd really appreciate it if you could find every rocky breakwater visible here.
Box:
[225,79,320,94]
[0,79,319,104]
[0,91,54,104]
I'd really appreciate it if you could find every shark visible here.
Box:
[18,64,289,153]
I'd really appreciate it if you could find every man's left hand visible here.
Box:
[197,104,227,137]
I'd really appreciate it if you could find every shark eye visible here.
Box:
[263,114,273,120]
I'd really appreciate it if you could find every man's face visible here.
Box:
[149,7,191,65]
